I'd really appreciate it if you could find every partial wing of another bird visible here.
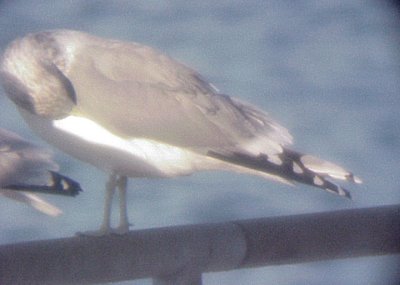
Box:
[1,190,62,216]
[0,127,81,215]
[4,171,82,196]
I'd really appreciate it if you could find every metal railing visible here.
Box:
[1,204,399,284]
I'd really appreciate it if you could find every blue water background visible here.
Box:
[0,1,399,284]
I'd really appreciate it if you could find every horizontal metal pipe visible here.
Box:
[236,204,400,268]
[0,205,399,284]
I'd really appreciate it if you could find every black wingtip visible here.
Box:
[208,150,353,199]
[322,181,352,200]
[48,171,83,196]
[4,171,83,197]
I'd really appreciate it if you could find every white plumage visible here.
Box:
[0,30,361,235]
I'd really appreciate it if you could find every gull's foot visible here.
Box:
[76,226,112,237]
[110,223,131,235]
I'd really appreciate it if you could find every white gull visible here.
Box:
[0,30,361,235]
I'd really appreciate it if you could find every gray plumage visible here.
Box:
[0,30,361,234]
[0,127,81,215]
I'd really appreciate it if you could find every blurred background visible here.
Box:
[0,1,399,284]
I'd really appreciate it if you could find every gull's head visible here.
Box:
[0,31,77,119]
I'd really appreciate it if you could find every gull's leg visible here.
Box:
[100,173,118,233]
[112,175,130,234]
[77,173,118,236]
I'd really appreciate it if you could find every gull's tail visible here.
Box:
[208,148,362,198]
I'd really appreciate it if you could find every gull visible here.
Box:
[0,30,361,235]
[0,127,81,216]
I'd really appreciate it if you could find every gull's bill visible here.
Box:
[0,127,82,216]
[0,30,361,234]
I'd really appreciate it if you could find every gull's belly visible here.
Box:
[20,110,212,178]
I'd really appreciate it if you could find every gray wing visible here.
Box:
[0,127,58,187]
[61,32,292,155]
[0,128,64,216]
[0,128,82,196]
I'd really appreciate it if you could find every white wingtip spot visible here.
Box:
[61,179,69,190]
[293,162,303,174]
[267,155,283,165]
[313,176,324,186]
[353,176,363,184]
